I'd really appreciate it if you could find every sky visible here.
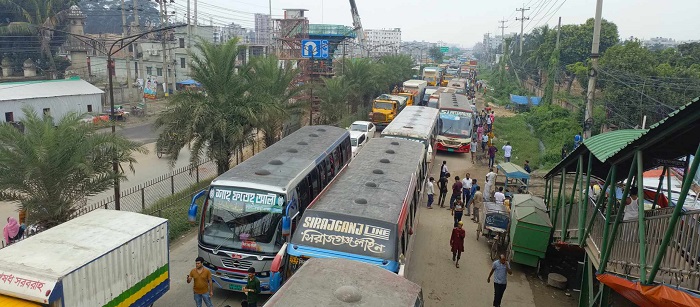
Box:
[183,0,700,47]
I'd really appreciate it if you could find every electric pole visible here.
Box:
[498,19,508,55]
[120,0,132,100]
[133,0,144,82]
[584,0,603,139]
[516,5,530,57]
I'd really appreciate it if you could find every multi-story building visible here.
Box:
[364,28,401,56]
[254,13,271,45]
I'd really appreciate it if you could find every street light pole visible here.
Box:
[106,25,181,210]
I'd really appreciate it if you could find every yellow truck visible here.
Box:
[422,67,441,86]
[369,94,409,128]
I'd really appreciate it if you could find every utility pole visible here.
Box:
[498,18,508,54]
[159,0,170,97]
[556,17,562,48]
[584,0,603,139]
[120,0,132,100]
[516,5,530,57]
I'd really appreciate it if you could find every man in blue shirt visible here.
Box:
[487,254,513,307]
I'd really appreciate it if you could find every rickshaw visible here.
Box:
[477,201,511,260]
[155,131,179,158]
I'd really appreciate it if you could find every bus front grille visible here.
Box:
[221,258,253,270]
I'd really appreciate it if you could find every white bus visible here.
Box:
[436,92,473,153]
[381,105,440,166]
[191,125,351,294]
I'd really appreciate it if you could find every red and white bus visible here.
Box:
[436,93,473,153]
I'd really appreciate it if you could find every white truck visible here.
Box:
[0,209,169,307]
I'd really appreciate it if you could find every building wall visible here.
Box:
[1,94,103,123]
[364,28,401,56]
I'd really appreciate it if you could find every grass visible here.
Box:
[493,115,542,170]
[143,179,214,242]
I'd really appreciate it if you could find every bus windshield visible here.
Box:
[201,186,285,254]
[439,110,472,138]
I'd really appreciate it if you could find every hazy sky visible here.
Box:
[184,0,700,47]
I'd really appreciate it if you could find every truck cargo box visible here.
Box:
[0,209,169,307]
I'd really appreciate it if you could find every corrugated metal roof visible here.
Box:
[497,162,530,179]
[0,78,103,101]
[582,129,647,163]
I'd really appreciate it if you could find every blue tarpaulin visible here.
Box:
[176,79,201,86]
[510,94,541,105]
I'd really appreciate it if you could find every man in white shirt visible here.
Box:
[494,187,506,204]
[462,174,472,213]
[440,161,449,178]
[484,168,497,201]
[426,177,435,209]
[502,142,513,162]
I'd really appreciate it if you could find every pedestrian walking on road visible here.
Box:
[485,114,492,132]
[188,257,214,307]
[471,138,478,163]
[485,168,496,201]
[450,176,463,209]
[438,172,450,208]
[440,161,449,178]
[487,254,513,307]
[452,199,465,227]
[243,267,261,307]
[450,221,466,268]
[470,186,484,223]
[469,179,479,214]
[481,133,488,152]
[462,174,472,211]
[487,144,498,168]
[502,142,512,162]
[426,177,435,209]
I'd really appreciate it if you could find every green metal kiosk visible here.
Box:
[510,194,552,267]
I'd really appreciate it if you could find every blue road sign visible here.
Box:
[301,39,329,59]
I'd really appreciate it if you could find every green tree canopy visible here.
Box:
[0,107,144,228]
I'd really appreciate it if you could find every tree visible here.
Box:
[339,58,377,111]
[155,38,271,175]
[376,54,414,91]
[78,0,160,34]
[245,55,303,147]
[0,107,144,228]
[427,46,444,64]
[316,76,350,124]
[0,0,75,78]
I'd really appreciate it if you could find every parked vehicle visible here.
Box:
[423,86,439,105]
[436,93,473,153]
[369,94,409,128]
[189,126,351,294]
[0,209,169,306]
[265,258,424,307]
[422,67,441,86]
[348,120,377,140]
[349,130,368,157]
[477,201,511,260]
[400,80,428,106]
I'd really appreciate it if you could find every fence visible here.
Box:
[72,158,218,217]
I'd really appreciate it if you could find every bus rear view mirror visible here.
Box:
[188,190,207,223]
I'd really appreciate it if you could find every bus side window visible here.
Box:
[342,138,351,162]
[296,178,311,213]
[311,166,321,197]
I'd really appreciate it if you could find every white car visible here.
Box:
[349,130,368,157]
[348,121,376,139]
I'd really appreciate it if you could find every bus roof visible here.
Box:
[305,138,424,224]
[264,258,422,307]
[381,106,439,141]
[211,125,348,193]
[439,93,472,111]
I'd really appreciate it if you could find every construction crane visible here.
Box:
[349,0,366,50]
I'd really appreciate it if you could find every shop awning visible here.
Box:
[597,273,700,307]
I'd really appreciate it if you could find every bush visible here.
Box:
[493,116,541,168]
[144,179,213,242]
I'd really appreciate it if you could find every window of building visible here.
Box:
[5,112,13,122]
[156,68,162,76]
[42,108,50,116]
[179,38,185,48]
[146,67,152,75]
[180,58,186,68]
[87,105,93,113]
